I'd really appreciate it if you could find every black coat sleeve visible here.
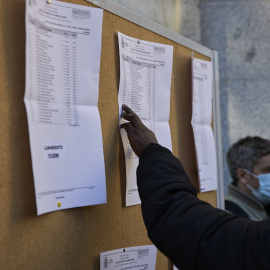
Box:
[137,144,270,270]
[225,200,249,218]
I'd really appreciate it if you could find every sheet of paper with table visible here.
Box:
[100,245,157,270]
[118,32,173,206]
[24,0,106,215]
[191,57,217,192]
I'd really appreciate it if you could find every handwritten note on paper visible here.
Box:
[118,32,173,206]
[100,245,157,270]
[191,57,217,192]
[25,0,106,214]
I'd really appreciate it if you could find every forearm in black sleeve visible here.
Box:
[137,144,270,270]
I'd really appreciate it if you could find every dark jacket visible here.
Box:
[137,144,270,270]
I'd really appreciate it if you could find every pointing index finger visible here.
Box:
[122,104,141,129]
[122,104,133,114]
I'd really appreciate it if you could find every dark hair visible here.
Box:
[226,136,270,185]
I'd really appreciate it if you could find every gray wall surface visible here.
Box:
[111,0,270,194]
[200,1,270,192]
[110,0,201,42]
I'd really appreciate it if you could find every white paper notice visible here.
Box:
[100,245,157,270]
[191,57,217,192]
[24,0,106,214]
[118,32,173,206]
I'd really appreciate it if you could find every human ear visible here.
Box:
[237,168,250,184]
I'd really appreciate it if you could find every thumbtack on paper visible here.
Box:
[46,0,51,4]
[57,202,61,208]
[137,40,140,44]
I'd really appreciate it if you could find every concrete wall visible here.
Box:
[111,0,270,194]
[200,1,270,192]
[110,0,201,42]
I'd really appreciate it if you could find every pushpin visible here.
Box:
[46,0,51,4]
[57,202,61,208]
[137,40,140,44]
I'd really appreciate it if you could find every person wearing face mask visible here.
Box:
[225,136,270,220]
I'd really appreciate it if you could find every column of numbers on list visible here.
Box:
[62,32,79,127]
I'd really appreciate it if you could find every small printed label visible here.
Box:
[43,142,66,160]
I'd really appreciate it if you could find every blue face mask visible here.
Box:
[244,169,270,204]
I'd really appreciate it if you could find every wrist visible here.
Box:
[139,144,171,159]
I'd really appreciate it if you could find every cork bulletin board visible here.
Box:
[0,0,217,269]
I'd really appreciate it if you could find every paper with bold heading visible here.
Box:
[118,32,173,206]
[100,245,157,270]
[24,0,106,214]
[191,56,217,192]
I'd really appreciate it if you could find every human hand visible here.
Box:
[120,104,158,157]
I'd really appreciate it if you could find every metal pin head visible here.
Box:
[137,40,140,44]
[46,0,51,4]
